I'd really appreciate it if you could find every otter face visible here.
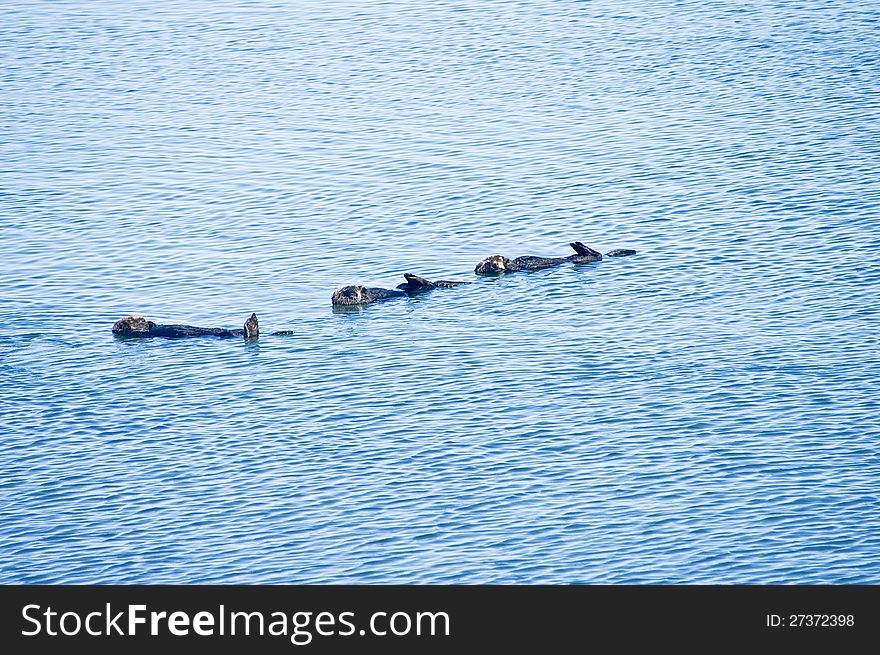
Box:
[112,316,155,335]
[475,255,509,275]
[332,285,371,306]
[243,313,259,338]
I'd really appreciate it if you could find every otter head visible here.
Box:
[243,313,259,339]
[475,255,510,275]
[112,316,156,335]
[332,285,372,306]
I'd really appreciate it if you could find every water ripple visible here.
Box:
[1,0,879,584]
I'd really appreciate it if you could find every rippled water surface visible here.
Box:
[2,0,879,583]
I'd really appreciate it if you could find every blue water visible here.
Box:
[1,0,879,584]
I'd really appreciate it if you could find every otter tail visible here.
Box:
[569,242,602,258]
[402,273,435,288]
[570,242,637,258]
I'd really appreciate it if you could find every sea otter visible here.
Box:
[475,242,637,275]
[111,313,285,338]
[332,273,470,306]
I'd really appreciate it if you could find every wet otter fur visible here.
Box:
[332,273,470,306]
[112,313,271,339]
[475,242,636,275]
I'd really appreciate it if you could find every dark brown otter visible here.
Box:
[112,313,263,339]
[332,273,470,306]
[475,242,636,275]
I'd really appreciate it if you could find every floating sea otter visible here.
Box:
[475,242,636,275]
[332,273,470,306]
[111,313,293,338]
